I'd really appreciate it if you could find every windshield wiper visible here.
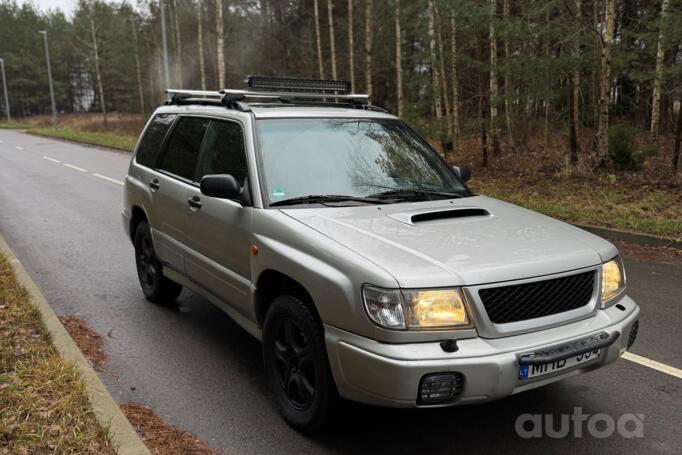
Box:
[270,194,389,207]
[368,189,465,200]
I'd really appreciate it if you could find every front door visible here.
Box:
[183,119,253,315]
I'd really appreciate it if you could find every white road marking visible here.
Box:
[63,163,87,172]
[93,173,124,186]
[42,155,61,163]
[622,352,682,379]
[15,145,23,150]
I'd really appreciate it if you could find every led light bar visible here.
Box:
[246,76,352,94]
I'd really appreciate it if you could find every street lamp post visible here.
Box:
[38,30,57,125]
[0,58,10,122]
[159,0,171,90]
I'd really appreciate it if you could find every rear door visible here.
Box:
[152,116,209,274]
[183,119,253,315]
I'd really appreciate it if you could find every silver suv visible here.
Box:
[122,77,640,433]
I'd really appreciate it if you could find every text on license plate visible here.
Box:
[519,349,601,379]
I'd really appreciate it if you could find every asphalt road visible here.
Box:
[0,129,680,454]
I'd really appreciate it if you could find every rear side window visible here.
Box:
[196,120,248,185]
[158,117,209,181]
[135,114,176,167]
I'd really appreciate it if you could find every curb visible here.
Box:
[0,234,150,455]
[572,223,682,250]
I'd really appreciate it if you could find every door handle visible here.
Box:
[149,179,160,191]
[187,196,202,210]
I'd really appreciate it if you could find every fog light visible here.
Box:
[417,373,464,405]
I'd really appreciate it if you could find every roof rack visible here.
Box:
[164,76,372,112]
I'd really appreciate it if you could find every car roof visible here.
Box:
[153,103,398,121]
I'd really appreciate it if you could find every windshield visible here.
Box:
[256,118,469,206]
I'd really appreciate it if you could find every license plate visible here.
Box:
[519,349,601,379]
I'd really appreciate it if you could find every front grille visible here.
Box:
[478,271,595,324]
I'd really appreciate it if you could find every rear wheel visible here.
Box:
[262,295,338,433]
[134,221,182,304]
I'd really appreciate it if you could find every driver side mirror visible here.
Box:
[452,165,471,183]
[200,174,243,201]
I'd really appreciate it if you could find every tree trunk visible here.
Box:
[171,0,183,88]
[313,0,324,79]
[327,0,337,80]
[197,1,206,90]
[569,76,579,164]
[673,102,681,172]
[543,5,550,147]
[503,0,514,150]
[395,0,403,117]
[596,0,616,164]
[477,37,488,167]
[427,0,442,125]
[131,18,145,114]
[450,12,461,150]
[90,14,107,126]
[364,0,373,100]
[572,0,582,142]
[650,0,670,142]
[216,0,225,88]
[348,0,355,90]
[489,0,501,156]
[436,5,453,151]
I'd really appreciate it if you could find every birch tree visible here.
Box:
[437,7,453,149]
[216,0,225,88]
[596,0,616,164]
[395,0,403,117]
[650,0,670,143]
[171,0,182,87]
[365,0,373,100]
[348,0,355,90]
[450,11,461,149]
[427,0,443,126]
[569,0,582,164]
[89,13,107,125]
[314,0,324,79]
[197,0,206,90]
[131,17,145,114]
[327,0,337,80]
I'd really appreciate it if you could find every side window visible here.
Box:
[158,117,209,181]
[196,120,248,185]
[135,113,176,167]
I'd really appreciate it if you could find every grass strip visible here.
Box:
[0,255,115,453]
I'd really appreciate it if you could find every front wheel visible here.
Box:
[262,295,338,433]
[134,221,182,304]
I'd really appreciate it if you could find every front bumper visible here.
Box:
[324,295,639,408]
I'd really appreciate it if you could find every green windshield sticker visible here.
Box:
[272,187,286,198]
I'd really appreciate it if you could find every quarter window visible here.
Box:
[158,117,209,181]
[196,120,248,185]
[135,114,176,167]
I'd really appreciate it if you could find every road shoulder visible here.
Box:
[0,232,150,455]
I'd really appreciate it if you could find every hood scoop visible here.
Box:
[389,207,493,225]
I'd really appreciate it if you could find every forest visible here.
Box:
[0,0,681,169]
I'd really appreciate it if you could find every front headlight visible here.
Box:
[362,286,471,330]
[601,256,626,306]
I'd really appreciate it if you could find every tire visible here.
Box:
[134,221,182,304]
[262,295,338,434]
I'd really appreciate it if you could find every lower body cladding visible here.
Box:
[324,295,640,408]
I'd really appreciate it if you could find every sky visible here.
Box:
[19,0,85,15]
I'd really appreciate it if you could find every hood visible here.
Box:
[282,196,618,288]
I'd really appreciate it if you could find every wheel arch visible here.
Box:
[129,205,149,243]
[254,269,321,328]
